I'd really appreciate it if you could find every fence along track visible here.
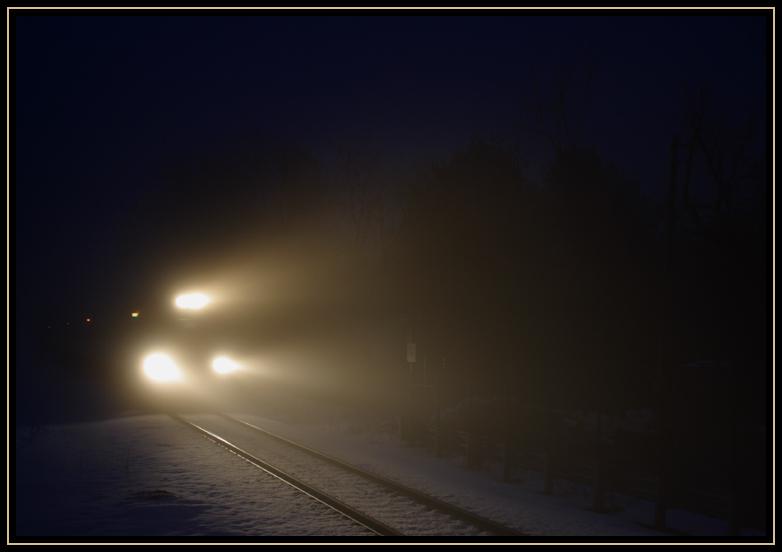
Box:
[170,414,401,536]
[219,413,524,537]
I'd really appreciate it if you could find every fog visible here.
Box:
[12,13,770,537]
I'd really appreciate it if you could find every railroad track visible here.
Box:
[174,413,524,537]
[171,414,398,536]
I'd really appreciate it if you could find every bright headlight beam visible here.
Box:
[143,353,183,382]
[212,355,241,375]
[174,292,210,310]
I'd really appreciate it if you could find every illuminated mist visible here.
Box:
[13,13,770,539]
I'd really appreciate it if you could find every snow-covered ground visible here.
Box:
[230,411,762,538]
[13,410,764,539]
[185,413,490,536]
[14,415,371,537]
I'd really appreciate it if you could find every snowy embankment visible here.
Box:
[14,415,370,537]
[14,411,752,538]
[230,411,746,538]
[185,413,490,537]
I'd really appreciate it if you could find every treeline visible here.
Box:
[136,126,767,431]
[108,121,769,529]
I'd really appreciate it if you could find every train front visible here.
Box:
[132,291,252,414]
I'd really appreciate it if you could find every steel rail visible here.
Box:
[219,413,525,537]
[170,414,401,537]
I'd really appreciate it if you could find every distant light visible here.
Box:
[85,317,92,323]
[131,311,140,318]
[142,353,183,382]
[212,355,241,375]
[174,292,210,310]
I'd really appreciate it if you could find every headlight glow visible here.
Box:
[212,355,241,375]
[174,292,210,310]
[143,353,183,382]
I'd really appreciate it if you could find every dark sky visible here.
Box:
[14,13,769,330]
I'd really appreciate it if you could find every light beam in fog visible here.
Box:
[212,355,241,375]
[142,353,183,382]
[174,292,211,310]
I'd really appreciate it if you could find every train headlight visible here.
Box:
[174,292,210,310]
[212,355,241,375]
[142,353,183,382]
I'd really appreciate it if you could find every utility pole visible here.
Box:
[502,360,515,483]
[434,356,445,457]
[544,407,557,495]
[401,329,417,443]
[655,135,679,531]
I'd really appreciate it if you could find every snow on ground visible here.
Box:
[14,410,761,539]
[14,415,371,537]
[185,413,490,536]
[231,411,750,538]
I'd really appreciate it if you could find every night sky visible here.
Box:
[14,14,768,323]
[10,10,773,540]
[13,12,771,426]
